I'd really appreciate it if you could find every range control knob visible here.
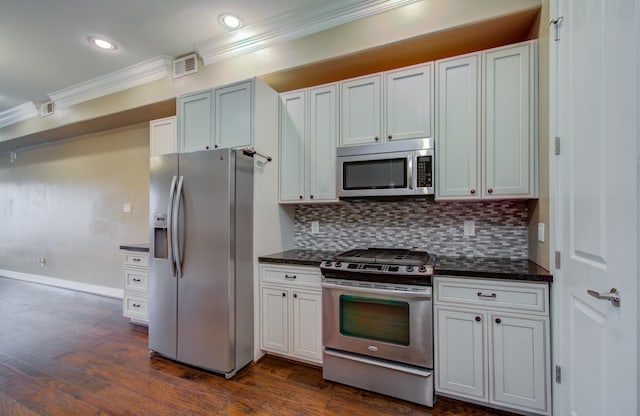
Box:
[406,265,414,273]
[324,261,332,267]
[335,262,342,268]
[419,265,427,273]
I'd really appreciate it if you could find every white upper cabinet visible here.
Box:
[280,84,338,203]
[385,63,434,142]
[341,74,382,146]
[149,116,177,156]
[178,90,213,153]
[177,79,255,153]
[436,40,538,200]
[215,80,253,149]
[436,54,481,200]
[279,90,306,202]
[483,42,536,199]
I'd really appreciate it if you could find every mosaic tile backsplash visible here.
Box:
[294,199,529,258]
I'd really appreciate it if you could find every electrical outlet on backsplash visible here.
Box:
[294,199,529,258]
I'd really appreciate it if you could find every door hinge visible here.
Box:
[555,251,561,269]
[555,365,562,383]
[554,136,561,155]
[550,16,564,41]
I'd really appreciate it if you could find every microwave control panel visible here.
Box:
[416,156,433,188]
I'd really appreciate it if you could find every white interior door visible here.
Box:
[551,1,638,415]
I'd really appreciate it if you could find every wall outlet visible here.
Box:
[464,220,475,237]
[311,221,320,234]
[123,203,131,213]
[538,223,545,243]
[39,257,46,267]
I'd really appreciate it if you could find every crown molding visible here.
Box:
[0,102,38,129]
[49,56,174,109]
[196,0,420,65]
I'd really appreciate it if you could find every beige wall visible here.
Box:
[0,123,149,290]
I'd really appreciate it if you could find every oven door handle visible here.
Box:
[321,281,431,299]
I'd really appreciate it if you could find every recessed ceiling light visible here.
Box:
[219,14,242,29]
[88,36,117,50]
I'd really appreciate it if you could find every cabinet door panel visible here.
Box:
[490,314,549,413]
[435,307,487,401]
[178,91,213,153]
[150,116,177,156]
[261,287,289,354]
[436,54,480,199]
[292,290,322,362]
[279,91,306,201]
[385,64,434,141]
[215,81,252,149]
[308,84,337,201]
[483,43,534,198]
[341,75,382,146]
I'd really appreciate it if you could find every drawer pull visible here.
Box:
[495,318,502,324]
[475,316,481,322]
[477,292,497,299]
[285,274,297,280]
[133,278,141,282]
[132,303,141,308]
[132,258,141,262]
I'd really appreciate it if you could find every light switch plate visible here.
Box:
[538,223,545,242]
[464,220,475,237]
[123,203,132,213]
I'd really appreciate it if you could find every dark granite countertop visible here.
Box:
[258,250,552,283]
[258,249,339,267]
[119,243,150,253]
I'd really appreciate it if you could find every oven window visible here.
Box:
[343,158,407,190]
[339,295,410,346]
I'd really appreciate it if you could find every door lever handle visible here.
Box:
[587,288,621,307]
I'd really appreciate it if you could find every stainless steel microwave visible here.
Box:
[337,138,434,198]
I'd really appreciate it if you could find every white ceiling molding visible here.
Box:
[0,102,38,129]
[49,56,174,109]
[196,0,420,65]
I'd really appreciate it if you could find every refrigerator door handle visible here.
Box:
[166,175,178,277]
[173,175,184,279]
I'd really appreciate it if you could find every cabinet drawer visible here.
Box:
[124,268,149,294]
[260,265,321,288]
[123,294,148,321]
[123,252,149,268]
[435,277,549,315]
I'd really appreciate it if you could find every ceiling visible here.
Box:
[0,0,372,115]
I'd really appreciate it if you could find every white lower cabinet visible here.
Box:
[121,250,149,325]
[260,264,322,364]
[434,276,550,415]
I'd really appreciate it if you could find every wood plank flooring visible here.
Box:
[0,276,517,415]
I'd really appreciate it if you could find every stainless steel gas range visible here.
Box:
[320,248,435,407]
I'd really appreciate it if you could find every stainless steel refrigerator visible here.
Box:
[148,148,254,379]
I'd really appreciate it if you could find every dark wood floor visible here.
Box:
[0,276,517,415]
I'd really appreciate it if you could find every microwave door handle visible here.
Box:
[407,155,414,190]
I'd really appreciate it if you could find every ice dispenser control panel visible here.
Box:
[153,213,168,259]
[154,213,167,228]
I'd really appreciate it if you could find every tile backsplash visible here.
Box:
[294,199,529,258]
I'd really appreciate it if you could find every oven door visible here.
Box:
[321,279,433,368]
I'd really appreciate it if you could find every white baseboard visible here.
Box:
[0,269,123,299]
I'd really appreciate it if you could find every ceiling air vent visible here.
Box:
[173,53,198,79]
[40,101,54,117]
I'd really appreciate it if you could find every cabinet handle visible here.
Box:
[282,292,286,297]
[388,135,392,140]
[470,189,476,195]
[214,145,218,149]
[495,318,502,324]
[488,188,494,194]
[477,292,497,299]
[310,195,314,199]
[132,303,141,308]
[133,278,141,282]
[374,137,379,141]
[285,274,297,280]
[133,258,141,262]
[475,316,481,322]
[299,195,303,199]
[294,293,298,298]
[205,146,210,150]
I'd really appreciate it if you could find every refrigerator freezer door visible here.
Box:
[149,153,179,359]
[176,149,235,372]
